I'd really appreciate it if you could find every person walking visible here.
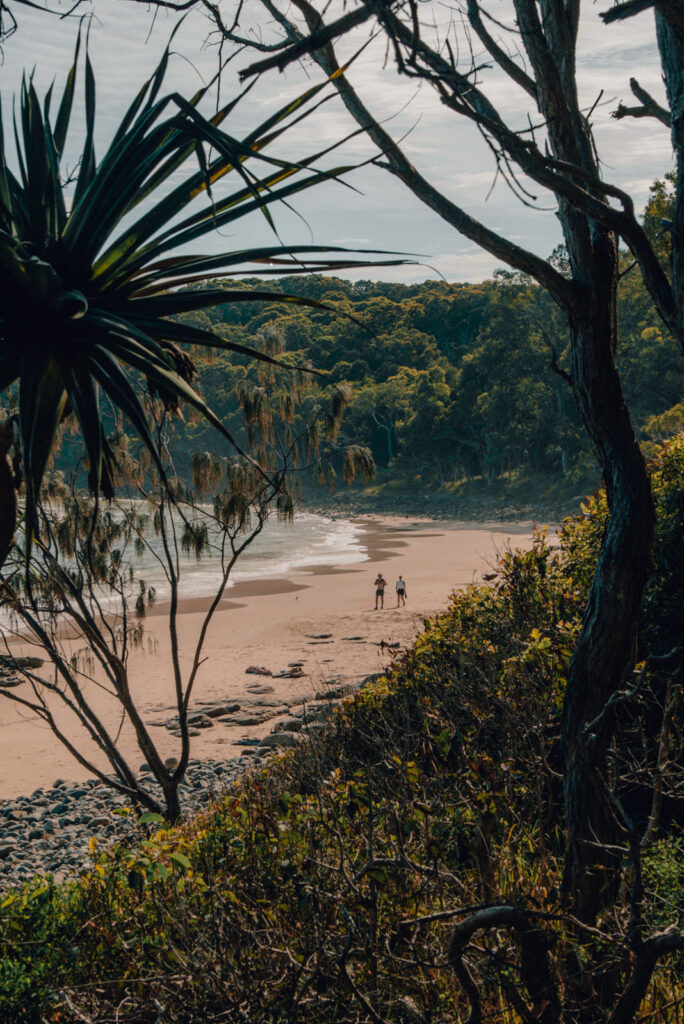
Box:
[374,573,387,609]
[396,575,407,607]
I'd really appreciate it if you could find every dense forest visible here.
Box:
[157,182,683,508]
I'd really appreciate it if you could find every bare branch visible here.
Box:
[602,0,684,35]
[612,77,671,127]
[276,0,578,309]
[606,928,684,1024]
[601,0,657,24]
[239,0,390,79]
[640,678,683,848]
[448,906,561,1024]
[466,0,536,99]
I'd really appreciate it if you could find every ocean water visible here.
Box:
[129,512,368,603]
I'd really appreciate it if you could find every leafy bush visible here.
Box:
[1,439,683,1021]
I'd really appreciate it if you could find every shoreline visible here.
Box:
[0,515,537,802]
[147,514,536,617]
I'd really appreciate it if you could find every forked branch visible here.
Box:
[448,906,561,1024]
[612,77,671,128]
[606,928,684,1024]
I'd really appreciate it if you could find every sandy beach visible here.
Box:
[0,517,537,800]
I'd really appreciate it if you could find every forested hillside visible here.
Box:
[169,248,682,508]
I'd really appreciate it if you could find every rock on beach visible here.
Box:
[0,673,378,891]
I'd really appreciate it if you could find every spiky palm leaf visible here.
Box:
[0,32,406,546]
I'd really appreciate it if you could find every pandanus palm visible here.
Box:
[0,33,401,565]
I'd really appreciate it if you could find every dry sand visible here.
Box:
[0,517,537,799]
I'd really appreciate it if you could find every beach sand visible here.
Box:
[0,517,537,799]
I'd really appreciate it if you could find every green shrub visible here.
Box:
[1,437,683,1021]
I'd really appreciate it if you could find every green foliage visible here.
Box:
[1,438,682,1021]
[642,834,684,931]
[0,35,401,542]
[641,435,684,656]
[160,261,682,495]
[561,434,684,658]
[642,172,675,265]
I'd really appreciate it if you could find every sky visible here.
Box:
[0,0,674,284]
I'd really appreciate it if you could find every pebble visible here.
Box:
[271,717,303,733]
[257,732,299,749]
[0,675,377,892]
[0,757,249,892]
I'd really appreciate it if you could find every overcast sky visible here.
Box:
[0,0,673,284]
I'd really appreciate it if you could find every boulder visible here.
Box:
[257,732,300,749]
[301,703,335,724]
[232,714,270,727]
[187,714,214,729]
[315,683,357,701]
[87,816,110,829]
[361,672,385,687]
[271,717,303,734]
[302,721,328,735]
[205,703,240,718]
[0,655,44,670]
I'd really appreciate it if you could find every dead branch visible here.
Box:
[448,906,561,1024]
[601,0,684,35]
[612,77,671,128]
[606,928,684,1024]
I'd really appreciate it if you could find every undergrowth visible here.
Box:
[1,439,683,1023]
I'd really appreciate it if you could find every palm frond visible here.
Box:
[0,33,412,548]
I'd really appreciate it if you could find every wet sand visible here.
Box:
[0,517,537,799]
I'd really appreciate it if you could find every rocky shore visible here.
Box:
[0,676,372,892]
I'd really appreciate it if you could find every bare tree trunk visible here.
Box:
[561,229,655,927]
[162,782,182,824]
[384,425,392,466]
[371,413,393,465]
[657,10,684,344]
[242,0,663,928]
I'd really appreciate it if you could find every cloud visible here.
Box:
[1,0,670,284]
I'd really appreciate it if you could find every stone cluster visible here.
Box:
[0,759,236,891]
[0,655,44,689]
[0,674,380,892]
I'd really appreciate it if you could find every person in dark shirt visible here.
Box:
[374,573,387,609]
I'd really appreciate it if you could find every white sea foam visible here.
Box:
[133,512,367,604]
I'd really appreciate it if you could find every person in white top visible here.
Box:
[395,575,407,607]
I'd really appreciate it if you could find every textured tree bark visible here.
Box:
[512,6,658,925]
[562,290,655,923]
[162,784,182,824]
[657,10,684,348]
